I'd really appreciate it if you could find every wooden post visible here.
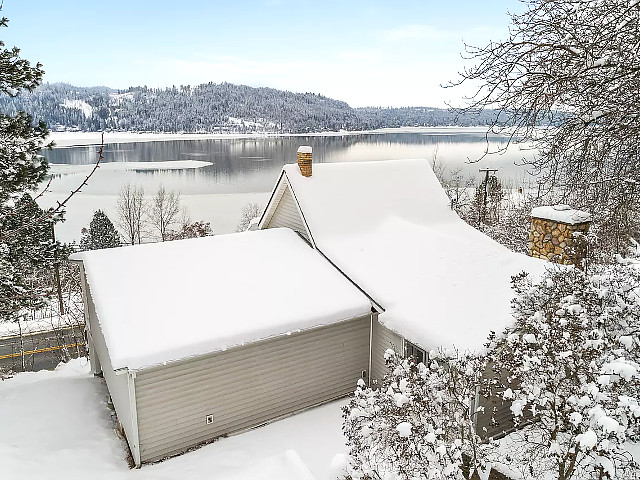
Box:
[51,224,65,315]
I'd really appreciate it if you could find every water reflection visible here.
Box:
[42,132,536,196]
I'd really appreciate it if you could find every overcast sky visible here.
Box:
[2,1,522,107]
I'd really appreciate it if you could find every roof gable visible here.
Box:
[259,171,313,244]
[280,159,547,353]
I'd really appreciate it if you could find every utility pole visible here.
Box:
[479,168,498,228]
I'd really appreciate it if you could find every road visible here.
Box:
[0,326,86,373]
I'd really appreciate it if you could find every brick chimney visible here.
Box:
[297,146,312,177]
[528,205,592,264]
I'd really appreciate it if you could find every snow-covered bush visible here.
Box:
[485,265,640,480]
[340,349,485,480]
[167,220,213,240]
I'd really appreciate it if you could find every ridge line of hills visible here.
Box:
[0,82,500,134]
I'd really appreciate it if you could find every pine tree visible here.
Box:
[0,13,66,323]
[80,210,121,251]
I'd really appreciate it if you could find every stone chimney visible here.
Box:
[528,205,592,264]
[297,146,312,177]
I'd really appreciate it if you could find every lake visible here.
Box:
[40,128,538,243]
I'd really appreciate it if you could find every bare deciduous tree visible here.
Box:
[150,186,181,242]
[116,184,146,245]
[451,0,640,257]
[236,202,263,232]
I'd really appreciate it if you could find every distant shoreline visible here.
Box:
[48,126,492,148]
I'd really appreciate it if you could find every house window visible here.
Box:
[404,340,426,364]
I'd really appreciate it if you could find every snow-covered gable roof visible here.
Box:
[71,228,371,371]
[282,159,548,353]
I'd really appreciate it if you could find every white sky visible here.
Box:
[2,1,521,107]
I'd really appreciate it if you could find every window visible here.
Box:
[404,340,427,364]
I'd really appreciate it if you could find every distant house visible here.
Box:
[72,147,546,467]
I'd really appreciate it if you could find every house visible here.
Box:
[260,147,546,381]
[72,146,547,466]
[71,229,373,466]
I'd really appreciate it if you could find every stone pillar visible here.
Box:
[528,205,591,264]
[297,146,312,177]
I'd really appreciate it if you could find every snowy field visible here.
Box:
[38,190,270,244]
[0,358,348,479]
[41,158,263,244]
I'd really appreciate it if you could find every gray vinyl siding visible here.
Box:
[134,315,371,463]
[264,184,310,242]
[476,363,528,439]
[476,394,516,439]
[371,316,403,385]
[80,268,136,454]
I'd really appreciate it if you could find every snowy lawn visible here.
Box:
[37,191,271,243]
[0,358,349,479]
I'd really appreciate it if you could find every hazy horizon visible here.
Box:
[3,1,524,108]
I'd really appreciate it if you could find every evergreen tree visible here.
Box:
[0,194,68,322]
[80,210,121,251]
[0,13,66,324]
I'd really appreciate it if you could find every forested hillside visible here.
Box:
[0,82,500,133]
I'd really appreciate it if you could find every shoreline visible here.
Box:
[48,126,492,147]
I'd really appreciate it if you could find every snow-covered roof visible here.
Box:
[71,228,371,371]
[531,204,592,225]
[283,159,548,353]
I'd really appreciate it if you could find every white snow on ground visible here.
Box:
[71,228,372,370]
[485,427,640,480]
[531,204,592,225]
[283,159,548,353]
[48,160,212,174]
[0,312,77,338]
[36,190,270,244]
[61,99,93,118]
[0,358,348,479]
[48,132,274,147]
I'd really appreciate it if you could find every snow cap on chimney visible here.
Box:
[297,146,312,177]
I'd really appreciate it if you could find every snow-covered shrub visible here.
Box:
[340,349,485,480]
[485,265,640,480]
[167,220,213,240]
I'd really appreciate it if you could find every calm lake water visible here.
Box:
[43,130,538,196]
